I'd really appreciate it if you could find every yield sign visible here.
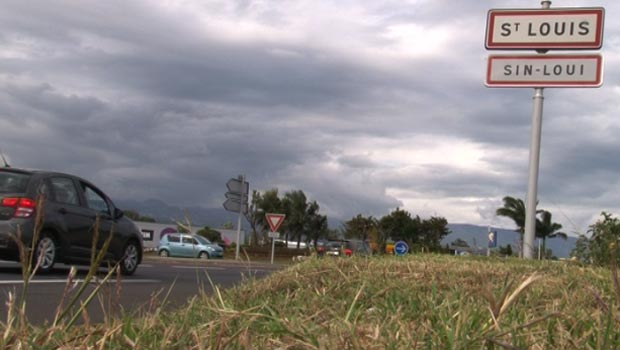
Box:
[265,213,285,232]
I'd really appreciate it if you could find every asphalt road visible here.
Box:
[0,256,286,325]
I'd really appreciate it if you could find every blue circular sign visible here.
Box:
[394,241,409,256]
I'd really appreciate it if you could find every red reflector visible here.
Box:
[1,197,19,207]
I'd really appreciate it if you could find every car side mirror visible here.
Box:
[114,208,124,219]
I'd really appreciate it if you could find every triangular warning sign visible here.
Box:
[266,213,286,232]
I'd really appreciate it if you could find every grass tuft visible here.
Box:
[3,253,620,348]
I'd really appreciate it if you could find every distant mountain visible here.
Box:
[444,223,577,258]
[116,198,239,228]
[117,198,344,230]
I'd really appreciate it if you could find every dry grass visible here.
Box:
[2,253,620,349]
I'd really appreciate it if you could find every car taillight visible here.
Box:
[1,197,36,218]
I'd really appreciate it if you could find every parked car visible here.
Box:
[0,167,143,275]
[323,240,344,256]
[158,233,224,259]
[343,239,372,256]
[320,239,372,257]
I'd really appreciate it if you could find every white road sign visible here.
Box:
[223,198,248,213]
[226,177,249,195]
[486,8,604,50]
[486,54,603,88]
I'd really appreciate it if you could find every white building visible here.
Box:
[132,221,246,250]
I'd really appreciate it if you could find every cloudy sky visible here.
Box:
[1,0,618,235]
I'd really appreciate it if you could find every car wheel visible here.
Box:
[159,249,169,258]
[34,233,57,274]
[120,241,140,276]
[199,251,209,259]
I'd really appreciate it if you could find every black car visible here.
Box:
[0,167,143,275]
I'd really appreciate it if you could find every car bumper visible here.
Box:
[209,251,224,258]
[0,220,35,260]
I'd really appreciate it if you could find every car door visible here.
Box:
[179,235,197,257]
[78,181,116,260]
[47,176,94,260]
[165,234,182,256]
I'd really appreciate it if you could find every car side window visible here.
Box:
[50,177,80,206]
[168,235,180,243]
[182,237,193,244]
[81,184,110,214]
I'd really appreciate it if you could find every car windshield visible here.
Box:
[194,235,212,245]
[0,171,30,194]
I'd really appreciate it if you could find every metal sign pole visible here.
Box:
[523,0,551,260]
[271,233,275,264]
[265,213,285,265]
[235,174,244,260]
[523,88,544,259]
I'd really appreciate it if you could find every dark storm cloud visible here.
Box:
[0,0,618,231]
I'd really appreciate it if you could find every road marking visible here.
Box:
[241,270,270,274]
[0,279,161,285]
[172,266,225,270]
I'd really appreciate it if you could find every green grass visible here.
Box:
[2,254,620,349]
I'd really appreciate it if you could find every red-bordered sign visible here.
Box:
[486,54,603,88]
[485,8,604,50]
[265,213,286,232]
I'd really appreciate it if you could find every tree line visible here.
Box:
[496,196,620,266]
[245,189,451,253]
[124,192,620,265]
[245,189,329,249]
[342,209,451,253]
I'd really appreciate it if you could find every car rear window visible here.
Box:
[0,171,31,194]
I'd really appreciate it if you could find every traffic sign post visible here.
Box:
[394,241,409,256]
[486,8,604,50]
[485,1,604,259]
[487,229,498,257]
[486,54,603,87]
[223,198,248,213]
[224,177,249,214]
[226,177,249,195]
[223,175,249,260]
[266,213,286,264]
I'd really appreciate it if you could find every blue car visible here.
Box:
[158,233,224,259]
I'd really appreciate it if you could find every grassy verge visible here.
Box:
[3,254,620,349]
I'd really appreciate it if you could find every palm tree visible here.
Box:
[535,210,567,259]
[496,196,527,257]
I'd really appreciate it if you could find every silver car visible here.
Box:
[158,233,224,259]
